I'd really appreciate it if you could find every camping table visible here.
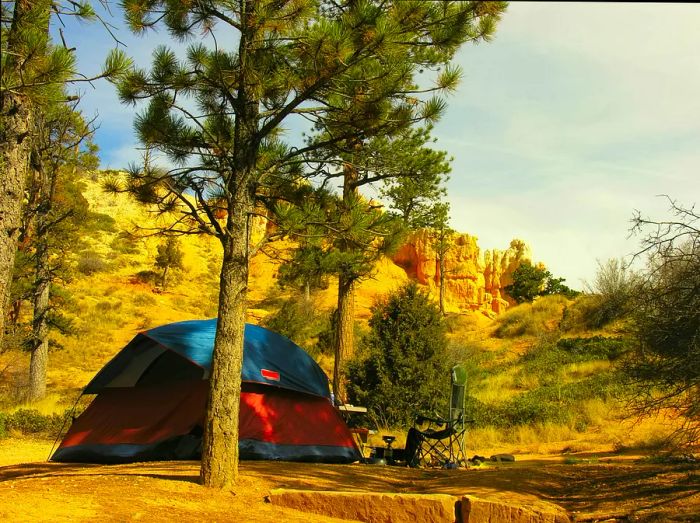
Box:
[337,405,370,457]
[337,405,368,414]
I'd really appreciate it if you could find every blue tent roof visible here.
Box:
[84,320,330,398]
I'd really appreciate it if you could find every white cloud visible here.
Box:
[437,3,700,284]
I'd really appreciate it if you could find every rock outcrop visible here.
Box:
[246,228,531,318]
[392,231,531,316]
[268,489,572,523]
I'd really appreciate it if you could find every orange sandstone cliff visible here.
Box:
[392,231,531,316]
[247,227,531,320]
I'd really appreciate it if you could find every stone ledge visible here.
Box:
[462,495,571,523]
[269,489,457,523]
[268,489,571,523]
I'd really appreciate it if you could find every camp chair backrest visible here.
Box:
[404,364,470,468]
[449,365,467,430]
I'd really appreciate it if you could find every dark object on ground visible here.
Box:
[370,446,406,465]
[405,365,470,468]
[490,453,515,462]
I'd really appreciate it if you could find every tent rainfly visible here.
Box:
[52,320,361,464]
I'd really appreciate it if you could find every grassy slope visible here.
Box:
[441,295,676,455]
[0,180,676,455]
[0,180,408,411]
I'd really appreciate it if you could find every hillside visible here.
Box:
[0,179,527,398]
[0,178,678,457]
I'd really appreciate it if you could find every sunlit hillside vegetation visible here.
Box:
[0,178,408,413]
[355,292,677,454]
[0,178,685,457]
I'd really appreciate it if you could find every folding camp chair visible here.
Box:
[404,365,469,468]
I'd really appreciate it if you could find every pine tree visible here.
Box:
[347,283,449,428]
[154,237,184,288]
[428,203,454,316]
[110,0,506,488]
[378,129,453,316]
[1,0,53,345]
[300,0,503,399]
[505,261,577,303]
[0,0,130,347]
[278,245,330,301]
[23,94,98,401]
[380,127,451,228]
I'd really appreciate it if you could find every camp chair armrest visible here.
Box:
[415,414,447,426]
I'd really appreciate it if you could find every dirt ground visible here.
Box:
[1,438,699,522]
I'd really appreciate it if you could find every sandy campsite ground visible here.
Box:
[1,438,700,522]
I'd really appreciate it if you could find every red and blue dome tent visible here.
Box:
[52,320,361,464]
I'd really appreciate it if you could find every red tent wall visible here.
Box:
[54,381,359,463]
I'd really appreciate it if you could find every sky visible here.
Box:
[58,2,700,288]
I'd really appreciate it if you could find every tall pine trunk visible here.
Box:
[28,239,49,401]
[200,0,261,488]
[438,252,446,316]
[27,149,55,402]
[200,197,251,489]
[332,156,360,402]
[0,91,32,343]
[333,275,355,401]
[0,0,51,345]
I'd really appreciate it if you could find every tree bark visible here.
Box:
[200,0,262,489]
[333,275,355,401]
[27,150,51,402]
[439,252,446,316]
[332,151,360,402]
[200,198,251,489]
[28,243,49,402]
[0,0,51,346]
[0,91,32,345]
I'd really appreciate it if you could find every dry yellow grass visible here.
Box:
[2,180,449,401]
[2,180,687,478]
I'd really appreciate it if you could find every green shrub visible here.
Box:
[76,253,108,275]
[505,262,578,303]
[556,336,629,360]
[347,283,449,428]
[95,299,122,313]
[0,413,6,438]
[561,259,638,332]
[155,237,185,288]
[85,212,117,233]
[515,336,629,388]
[3,409,68,436]
[110,232,141,255]
[499,373,622,427]
[464,395,504,428]
[560,295,603,332]
[495,295,568,338]
[133,293,157,307]
[134,270,159,285]
[502,390,565,426]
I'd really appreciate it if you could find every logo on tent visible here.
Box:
[261,368,280,381]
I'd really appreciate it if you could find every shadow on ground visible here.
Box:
[2,456,699,521]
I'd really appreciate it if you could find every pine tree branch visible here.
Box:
[207,6,241,31]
